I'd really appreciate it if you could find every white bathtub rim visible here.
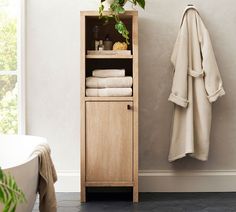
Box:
[2,155,38,171]
[0,135,47,170]
[0,134,47,142]
[3,155,38,172]
[0,154,39,212]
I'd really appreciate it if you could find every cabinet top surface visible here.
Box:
[80,10,138,16]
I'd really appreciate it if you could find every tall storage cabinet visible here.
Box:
[80,11,139,202]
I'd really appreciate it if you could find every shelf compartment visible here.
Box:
[86,58,133,77]
[85,16,133,52]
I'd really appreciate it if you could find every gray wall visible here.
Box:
[139,0,235,171]
[26,0,236,191]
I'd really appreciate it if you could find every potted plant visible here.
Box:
[0,167,25,212]
[99,0,145,44]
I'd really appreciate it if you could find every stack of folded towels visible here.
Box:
[86,69,133,97]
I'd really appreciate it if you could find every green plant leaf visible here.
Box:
[118,0,126,5]
[3,198,12,212]
[115,20,130,44]
[99,3,104,18]
[0,168,3,180]
[110,1,117,12]
[136,0,145,9]
[115,21,124,33]
[132,0,137,5]
[0,170,26,212]
[98,0,144,44]
[110,0,125,14]
[115,6,125,14]
[10,204,17,212]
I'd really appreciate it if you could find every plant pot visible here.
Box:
[106,0,128,6]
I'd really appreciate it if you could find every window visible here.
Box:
[0,0,25,134]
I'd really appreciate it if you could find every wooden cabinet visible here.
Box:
[80,11,138,202]
[86,102,133,183]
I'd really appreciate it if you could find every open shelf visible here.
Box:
[85,16,133,52]
[86,58,133,78]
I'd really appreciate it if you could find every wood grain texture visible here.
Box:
[80,12,86,203]
[80,10,137,17]
[132,12,139,203]
[85,182,133,187]
[86,102,133,182]
[86,55,133,59]
[80,11,138,202]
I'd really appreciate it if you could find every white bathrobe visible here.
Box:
[168,6,225,162]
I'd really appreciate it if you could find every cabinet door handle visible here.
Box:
[127,105,132,110]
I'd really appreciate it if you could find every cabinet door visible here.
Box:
[86,102,133,183]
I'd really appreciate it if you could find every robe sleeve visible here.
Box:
[168,17,189,108]
[197,17,225,103]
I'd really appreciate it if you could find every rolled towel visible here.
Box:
[92,69,125,77]
[86,77,132,88]
[86,88,132,97]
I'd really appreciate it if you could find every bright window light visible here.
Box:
[0,0,25,134]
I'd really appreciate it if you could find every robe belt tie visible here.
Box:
[188,69,204,78]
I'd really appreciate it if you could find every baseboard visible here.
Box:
[139,170,236,192]
[55,170,80,192]
[55,170,236,192]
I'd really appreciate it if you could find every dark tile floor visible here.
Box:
[33,192,236,212]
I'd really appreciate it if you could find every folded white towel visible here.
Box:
[86,77,132,88]
[92,69,125,77]
[86,88,132,97]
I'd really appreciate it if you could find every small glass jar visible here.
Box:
[104,34,113,50]
[98,40,104,51]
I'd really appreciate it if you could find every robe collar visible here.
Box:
[180,5,199,27]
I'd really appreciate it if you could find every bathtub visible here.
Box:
[0,135,47,212]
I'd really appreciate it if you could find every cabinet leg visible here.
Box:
[80,185,86,202]
[133,185,139,203]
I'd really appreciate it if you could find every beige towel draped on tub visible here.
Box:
[31,143,57,212]
[168,6,225,162]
